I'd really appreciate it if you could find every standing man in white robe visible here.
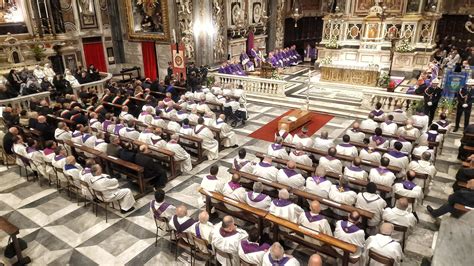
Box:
[276,160,305,189]
[212,216,249,266]
[319,147,343,174]
[289,143,313,166]
[253,156,279,182]
[269,189,303,223]
[363,223,403,266]
[89,164,135,213]
[214,114,238,148]
[166,134,192,172]
[193,117,219,160]
[268,137,289,160]
[245,182,272,210]
[355,182,387,231]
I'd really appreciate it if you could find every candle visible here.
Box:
[172,29,177,43]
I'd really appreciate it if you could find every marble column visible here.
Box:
[193,0,214,66]
[266,0,278,52]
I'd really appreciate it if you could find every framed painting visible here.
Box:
[77,0,98,29]
[125,0,170,42]
[355,0,403,14]
[248,0,263,25]
[227,0,244,28]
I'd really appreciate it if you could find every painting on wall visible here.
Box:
[355,0,403,14]
[77,0,98,29]
[249,0,263,25]
[125,0,170,41]
[228,0,244,28]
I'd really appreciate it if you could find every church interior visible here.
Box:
[1,0,474,265]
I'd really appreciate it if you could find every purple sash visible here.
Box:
[427,131,438,142]
[54,155,65,161]
[282,168,298,177]
[194,223,202,239]
[402,180,416,190]
[312,175,326,184]
[206,175,217,180]
[387,150,407,158]
[43,148,54,156]
[258,162,272,167]
[271,143,283,150]
[436,120,449,128]
[219,227,238,237]
[82,134,92,143]
[268,254,290,265]
[339,143,353,148]
[305,212,323,222]
[372,135,386,145]
[151,138,162,145]
[341,220,360,234]
[72,131,82,138]
[233,159,249,171]
[103,120,111,131]
[140,111,149,116]
[371,110,384,117]
[276,131,288,139]
[272,199,293,207]
[216,120,225,125]
[165,107,173,113]
[172,215,195,233]
[346,166,363,172]
[194,125,206,134]
[228,181,241,190]
[247,192,267,202]
[241,240,270,254]
[182,125,191,129]
[95,140,104,146]
[26,147,36,154]
[150,201,171,218]
[336,185,350,192]
[376,167,390,175]
[82,168,91,175]
[114,124,124,135]
[64,164,77,171]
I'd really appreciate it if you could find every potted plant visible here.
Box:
[377,71,390,90]
[32,44,46,61]
[438,97,456,116]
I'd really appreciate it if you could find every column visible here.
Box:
[107,0,124,64]
[266,0,279,52]
[193,0,214,66]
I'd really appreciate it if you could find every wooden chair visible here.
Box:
[239,257,258,266]
[93,190,120,223]
[391,222,408,251]
[368,249,395,266]
[191,235,214,266]
[44,161,59,187]
[170,230,193,263]
[153,216,172,246]
[79,180,97,211]
[214,247,234,266]
[14,153,37,182]
[64,173,81,203]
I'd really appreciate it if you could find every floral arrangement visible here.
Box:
[437,97,456,115]
[377,71,390,87]
[271,70,281,80]
[319,56,333,66]
[395,39,414,53]
[325,37,340,49]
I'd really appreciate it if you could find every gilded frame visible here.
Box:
[124,0,170,42]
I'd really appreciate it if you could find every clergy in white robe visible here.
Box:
[167,120,181,132]
[33,65,45,80]
[211,216,249,266]
[102,118,116,134]
[380,116,398,135]
[392,171,424,207]
[71,128,83,144]
[232,148,254,174]
[355,182,387,227]
[412,141,435,160]
[199,165,222,207]
[344,157,368,181]
[193,118,219,160]
[360,114,380,131]
[214,114,237,147]
[138,127,154,144]
[305,167,332,210]
[252,157,279,182]
[245,182,272,210]
[408,152,436,186]
[362,223,403,266]
[188,109,201,123]
[43,64,56,82]
[298,200,333,245]
[289,144,313,167]
[313,132,335,153]
[52,147,67,170]
[179,120,194,139]
[370,103,385,120]
[275,124,293,143]
[319,147,343,174]
[382,198,417,242]
[336,135,359,158]
[119,106,135,121]
[269,189,303,223]
[359,146,382,163]
[262,242,300,266]
[142,103,157,115]
[168,205,196,234]
[138,108,154,124]
[166,134,192,172]
[188,211,214,243]
[218,173,247,211]
[432,113,451,132]
[63,156,83,186]
[54,122,72,142]
[90,164,135,212]
[369,128,389,149]
[276,161,305,189]
[369,159,396,187]
[162,104,177,119]
[389,136,412,154]
[42,142,56,176]
[25,141,46,176]
[203,113,216,126]
[346,122,366,143]
[334,212,366,260]
[149,189,176,220]
[389,106,409,123]
[383,142,409,173]
[268,137,289,160]
[418,125,442,143]
[396,119,421,139]
[411,111,430,132]
[328,177,357,215]
[119,122,140,140]
[149,131,167,149]
[292,127,313,147]
[151,113,168,129]
[238,228,270,265]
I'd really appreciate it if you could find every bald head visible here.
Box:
[396,197,409,211]
[321,131,329,139]
[278,188,290,200]
[310,200,321,214]
[222,215,235,230]
[315,166,326,177]
[286,160,296,169]
[269,242,285,260]
[352,122,360,130]
[380,222,394,236]
[308,254,323,266]
[348,211,360,223]
[8,127,19,135]
[198,211,209,224]
[38,115,46,123]
[231,173,240,183]
[421,151,431,161]
[139,144,149,153]
[176,205,188,218]
[65,156,76,165]
[328,147,337,157]
[353,157,362,167]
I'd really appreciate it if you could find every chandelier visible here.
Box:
[290,0,302,28]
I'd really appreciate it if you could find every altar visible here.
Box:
[320,62,380,87]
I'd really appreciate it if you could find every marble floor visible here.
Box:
[0,102,353,265]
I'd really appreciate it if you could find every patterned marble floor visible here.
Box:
[0,102,353,265]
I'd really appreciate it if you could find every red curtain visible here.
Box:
[141,41,158,80]
[82,42,107,72]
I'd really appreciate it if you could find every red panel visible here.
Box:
[82,42,107,72]
[141,41,158,80]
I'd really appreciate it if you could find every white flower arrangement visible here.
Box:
[325,37,340,49]
[395,39,414,53]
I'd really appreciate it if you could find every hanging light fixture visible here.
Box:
[290,0,302,28]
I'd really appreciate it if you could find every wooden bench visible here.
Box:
[47,114,76,127]
[0,217,31,265]
[454,203,472,215]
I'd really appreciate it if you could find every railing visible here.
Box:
[72,72,113,98]
[361,90,424,113]
[211,73,287,98]
[0,91,51,110]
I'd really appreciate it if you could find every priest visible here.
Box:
[166,134,192,172]
[193,117,219,160]
[212,216,249,266]
[214,114,238,148]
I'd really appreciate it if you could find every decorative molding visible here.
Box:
[177,0,195,60]
[212,0,226,61]
[275,0,285,48]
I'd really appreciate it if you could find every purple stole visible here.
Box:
[436,120,449,128]
[372,135,386,145]
[272,199,293,207]
[206,175,217,180]
[26,147,36,154]
[72,131,81,138]
[54,155,65,161]
[125,128,135,133]
[402,180,416,190]
[276,131,288,139]
[194,223,202,239]
[305,212,323,222]
[240,240,270,254]
[140,111,149,117]
[341,221,360,234]
[234,159,249,171]
[216,119,225,125]
[82,134,92,143]
[271,143,283,150]
[90,120,100,126]
[371,109,384,117]
[427,131,438,142]
[43,148,54,156]
[82,168,91,175]
[346,165,363,172]
[114,124,124,135]
[194,125,206,135]
[339,143,353,148]
[387,150,406,158]
[247,192,267,203]
[151,138,162,145]
[219,227,238,237]
[259,162,272,167]
[103,120,112,131]
[182,125,191,129]
[336,185,350,192]
[95,140,104,146]
[312,175,326,184]
[165,107,173,113]
[150,200,171,219]
[376,167,390,175]
[64,164,77,171]
[228,181,241,191]
[282,168,298,178]
[172,215,195,233]
[268,254,290,265]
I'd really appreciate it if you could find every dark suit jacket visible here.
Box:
[35,122,55,140]
[3,132,14,154]
[449,189,474,207]
[134,152,167,186]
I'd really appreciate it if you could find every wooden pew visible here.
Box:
[454,203,472,215]
[373,118,423,131]
[47,114,76,127]
[64,140,148,196]
[255,152,315,174]
[0,217,31,265]
[282,142,402,173]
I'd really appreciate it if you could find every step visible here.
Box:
[433,172,456,183]
[404,227,435,260]
[425,180,452,204]
[415,202,440,231]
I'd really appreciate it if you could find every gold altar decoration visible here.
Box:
[320,64,379,87]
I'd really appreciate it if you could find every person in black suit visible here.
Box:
[118,142,136,162]
[458,124,474,161]
[453,167,474,191]
[2,127,19,154]
[134,144,167,188]
[2,107,19,127]
[428,179,474,217]
[454,79,474,132]
[35,116,55,141]
[423,78,443,125]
